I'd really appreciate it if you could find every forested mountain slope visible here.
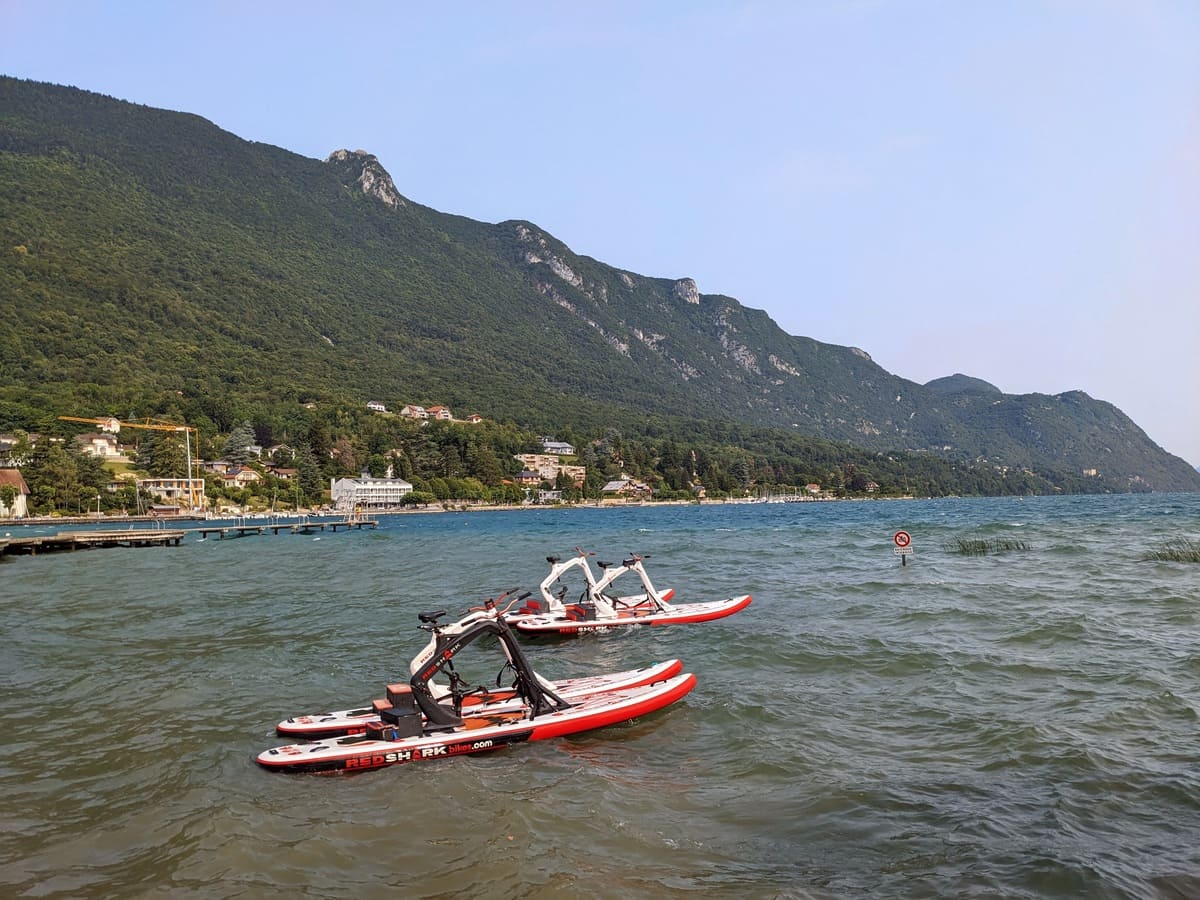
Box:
[2,76,1196,492]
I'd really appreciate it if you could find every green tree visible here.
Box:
[389,449,415,481]
[0,483,17,515]
[493,482,524,505]
[448,476,486,501]
[292,443,325,504]
[330,438,358,476]
[440,445,463,479]
[307,420,332,464]
[427,476,451,501]
[365,453,389,477]
[136,430,189,478]
[465,442,503,485]
[27,445,81,514]
[223,420,258,465]
[729,459,751,490]
[402,490,437,507]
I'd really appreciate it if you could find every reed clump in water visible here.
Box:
[1143,538,1200,563]
[946,537,1031,555]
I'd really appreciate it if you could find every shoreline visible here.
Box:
[0,494,915,528]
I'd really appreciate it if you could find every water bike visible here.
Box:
[276,656,685,739]
[257,590,695,773]
[504,551,752,636]
[512,547,675,611]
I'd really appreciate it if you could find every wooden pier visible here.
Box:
[0,529,186,556]
[0,518,378,557]
[194,518,378,540]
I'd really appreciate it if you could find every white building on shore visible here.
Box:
[330,472,413,510]
[136,476,206,511]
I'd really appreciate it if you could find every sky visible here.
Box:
[4,1,1198,466]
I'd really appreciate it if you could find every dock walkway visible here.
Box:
[194,519,377,539]
[0,518,378,557]
[0,529,187,556]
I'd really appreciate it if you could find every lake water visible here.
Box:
[2,495,1199,898]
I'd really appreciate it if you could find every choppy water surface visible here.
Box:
[2,495,1199,898]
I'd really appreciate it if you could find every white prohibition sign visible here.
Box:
[893,530,912,548]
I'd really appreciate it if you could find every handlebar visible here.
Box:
[468,588,532,616]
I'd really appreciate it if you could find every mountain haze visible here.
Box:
[2,77,1196,492]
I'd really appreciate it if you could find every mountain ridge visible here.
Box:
[2,76,1196,492]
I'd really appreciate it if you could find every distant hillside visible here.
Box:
[1,76,1197,492]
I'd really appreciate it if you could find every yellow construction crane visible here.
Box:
[58,416,205,512]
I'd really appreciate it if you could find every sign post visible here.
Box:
[893,530,913,566]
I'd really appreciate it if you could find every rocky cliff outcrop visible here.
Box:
[673,278,700,304]
[326,149,406,208]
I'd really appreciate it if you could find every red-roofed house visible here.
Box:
[0,469,32,518]
[222,467,262,487]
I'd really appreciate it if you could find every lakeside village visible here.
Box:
[0,403,852,522]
